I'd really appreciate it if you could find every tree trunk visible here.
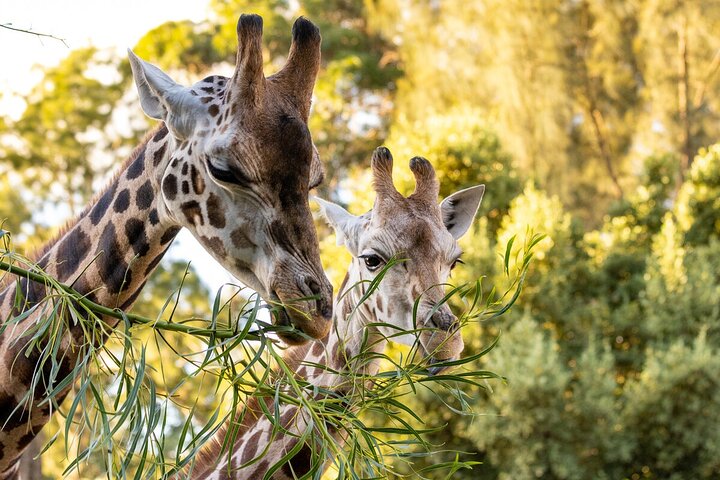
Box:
[677,14,692,184]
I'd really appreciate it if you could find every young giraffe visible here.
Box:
[0,15,335,479]
[189,147,485,479]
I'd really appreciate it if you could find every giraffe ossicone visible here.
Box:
[0,14,333,479]
[194,146,485,479]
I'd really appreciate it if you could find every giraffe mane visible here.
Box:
[0,125,165,292]
[30,124,166,263]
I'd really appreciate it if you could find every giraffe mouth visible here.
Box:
[268,290,310,345]
[426,356,451,375]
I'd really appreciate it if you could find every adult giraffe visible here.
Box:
[0,14,333,479]
[190,147,485,479]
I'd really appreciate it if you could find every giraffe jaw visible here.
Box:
[268,290,309,345]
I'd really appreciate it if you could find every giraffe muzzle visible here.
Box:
[269,280,333,345]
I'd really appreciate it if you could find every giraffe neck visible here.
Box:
[195,263,385,479]
[0,124,178,477]
[296,265,386,386]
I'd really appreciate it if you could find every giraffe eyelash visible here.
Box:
[450,258,464,270]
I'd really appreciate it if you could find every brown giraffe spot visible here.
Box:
[338,273,349,295]
[217,467,232,480]
[241,429,263,463]
[282,441,314,478]
[181,162,188,175]
[71,275,96,304]
[181,180,190,195]
[153,141,167,166]
[341,297,352,320]
[201,96,213,104]
[125,219,150,257]
[201,236,226,257]
[16,276,46,309]
[254,459,271,475]
[208,104,219,117]
[144,245,170,276]
[160,226,180,245]
[0,386,30,432]
[181,200,203,226]
[162,174,178,200]
[149,209,159,225]
[206,193,226,228]
[234,258,252,272]
[190,164,205,194]
[311,342,324,357]
[135,180,153,210]
[113,188,131,213]
[96,222,132,295]
[230,228,255,249]
[16,432,35,450]
[90,182,117,225]
[152,125,168,142]
[125,147,146,179]
[280,408,296,427]
[55,228,91,279]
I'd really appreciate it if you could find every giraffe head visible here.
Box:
[128,15,332,343]
[316,147,484,368]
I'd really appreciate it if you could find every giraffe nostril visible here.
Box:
[430,311,457,331]
[299,276,332,321]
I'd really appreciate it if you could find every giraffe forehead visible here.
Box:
[361,217,457,266]
[185,74,315,180]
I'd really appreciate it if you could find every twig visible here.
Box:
[0,22,68,47]
[0,259,258,340]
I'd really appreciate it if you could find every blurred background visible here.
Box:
[2,0,720,478]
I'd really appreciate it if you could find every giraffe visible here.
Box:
[0,14,335,479]
[189,146,485,479]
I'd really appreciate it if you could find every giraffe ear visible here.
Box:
[128,49,202,140]
[308,144,325,190]
[440,185,485,240]
[313,197,365,255]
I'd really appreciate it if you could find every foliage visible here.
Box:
[0,228,537,479]
[620,333,720,479]
[1,48,129,214]
[5,0,720,478]
[676,143,720,246]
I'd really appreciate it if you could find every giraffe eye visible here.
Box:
[450,258,465,271]
[359,254,384,272]
[206,155,251,187]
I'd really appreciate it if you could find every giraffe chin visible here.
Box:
[426,355,458,376]
[268,290,329,345]
[271,304,308,345]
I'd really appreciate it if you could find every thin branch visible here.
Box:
[0,22,68,47]
[0,259,259,340]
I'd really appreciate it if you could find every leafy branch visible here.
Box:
[0,228,542,478]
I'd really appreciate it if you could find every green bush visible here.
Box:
[620,334,720,479]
